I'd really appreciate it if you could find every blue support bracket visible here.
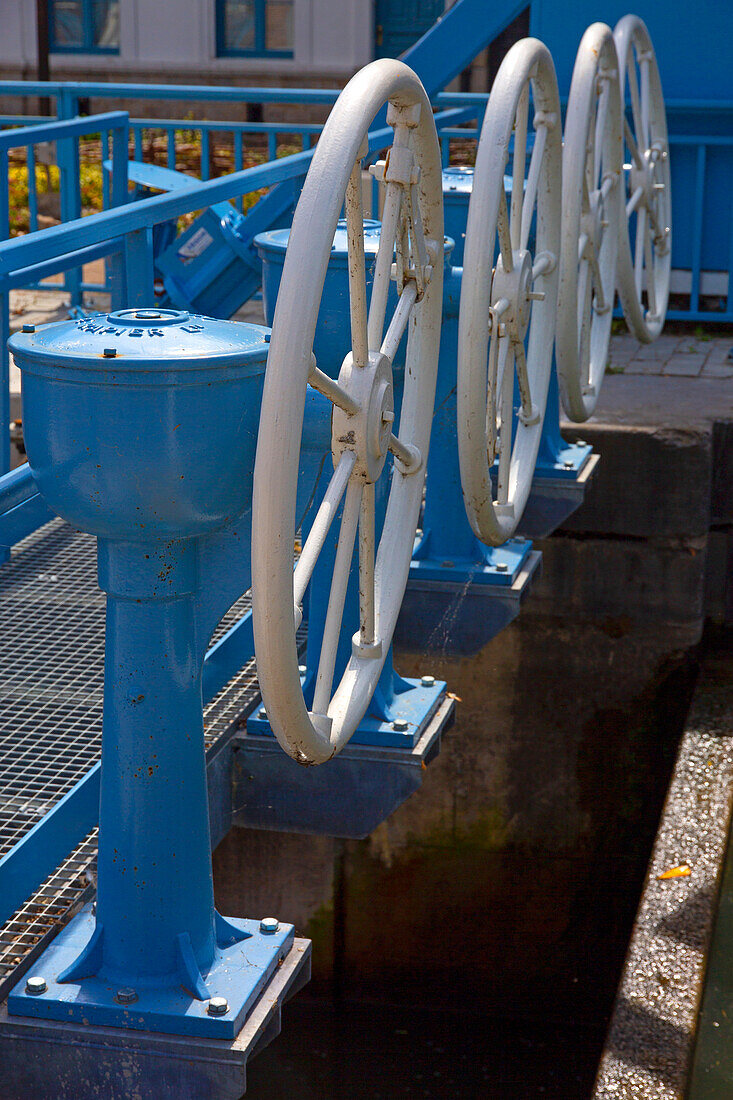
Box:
[0,939,311,1100]
[235,695,454,838]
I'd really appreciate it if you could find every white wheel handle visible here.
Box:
[251,59,443,765]
[614,14,672,343]
[457,38,562,547]
[556,23,623,422]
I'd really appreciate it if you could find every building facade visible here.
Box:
[0,1,453,87]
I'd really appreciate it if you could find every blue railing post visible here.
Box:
[123,227,155,307]
[0,146,10,482]
[107,119,130,308]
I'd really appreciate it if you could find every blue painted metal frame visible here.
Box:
[216,0,294,59]
[0,105,471,937]
[0,111,129,476]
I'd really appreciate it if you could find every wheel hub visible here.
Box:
[331,351,394,483]
[491,249,534,340]
[581,190,603,256]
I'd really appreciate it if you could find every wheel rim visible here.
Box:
[614,15,672,343]
[556,22,623,423]
[457,38,562,547]
[251,59,443,765]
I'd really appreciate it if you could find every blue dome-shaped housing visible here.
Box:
[11,309,269,541]
[255,220,453,376]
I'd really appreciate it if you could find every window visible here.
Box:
[217,0,294,58]
[49,0,120,53]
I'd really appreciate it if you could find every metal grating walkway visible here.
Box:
[0,517,263,994]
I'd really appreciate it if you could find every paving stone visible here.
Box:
[663,356,706,376]
[560,423,712,539]
[623,359,665,375]
[701,361,733,378]
[703,340,733,365]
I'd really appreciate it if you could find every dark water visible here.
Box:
[244,996,604,1099]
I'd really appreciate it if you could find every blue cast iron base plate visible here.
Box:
[0,937,311,1100]
[519,453,600,539]
[409,537,532,587]
[8,905,294,1039]
[247,678,446,749]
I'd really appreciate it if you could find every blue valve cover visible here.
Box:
[9,307,269,376]
[10,308,269,540]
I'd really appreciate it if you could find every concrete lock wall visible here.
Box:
[213,400,723,1027]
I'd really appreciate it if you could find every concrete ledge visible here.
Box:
[593,649,733,1099]
[560,423,712,540]
[530,535,707,626]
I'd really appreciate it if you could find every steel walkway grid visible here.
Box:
[0,517,264,996]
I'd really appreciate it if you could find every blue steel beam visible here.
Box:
[400,0,528,96]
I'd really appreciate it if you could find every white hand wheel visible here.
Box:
[556,23,623,422]
[251,59,443,765]
[614,14,672,343]
[457,38,562,546]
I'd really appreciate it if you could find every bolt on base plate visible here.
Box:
[0,937,312,1100]
[248,676,447,750]
[8,904,294,1039]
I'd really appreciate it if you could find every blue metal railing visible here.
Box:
[0,112,129,475]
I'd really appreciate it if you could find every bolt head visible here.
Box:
[392,718,409,732]
[495,562,508,572]
[260,917,280,935]
[207,996,229,1016]
[420,675,435,687]
[21,323,35,333]
[26,975,46,995]
[563,460,574,469]
[258,707,267,719]
[575,439,587,447]
[298,664,307,675]
[115,987,138,1005]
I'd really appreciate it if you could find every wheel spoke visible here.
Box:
[496,341,514,506]
[345,160,369,368]
[380,281,418,362]
[577,258,591,356]
[640,54,651,150]
[627,58,644,152]
[367,181,402,350]
[594,83,610,187]
[512,330,534,425]
[511,82,529,250]
[532,251,555,280]
[309,361,359,415]
[293,450,356,608]
[578,260,593,387]
[388,432,420,472]
[520,122,547,251]
[623,117,645,170]
[634,205,647,299]
[497,187,514,273]
[486,326,501,462]
[358,481,376,649]
[408,179,429,278]
[644,219,657,316]
[311,478,362,716]
[588,244,607,314]
[577,232,589,265]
